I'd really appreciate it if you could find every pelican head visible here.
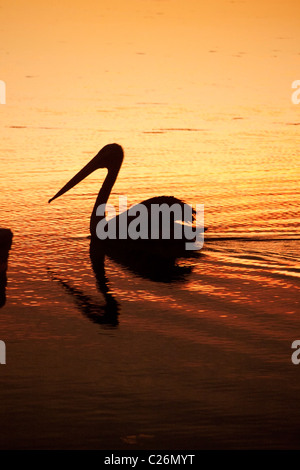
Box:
[48,143,124,204]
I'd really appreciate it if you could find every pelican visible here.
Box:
[49,143,202,257]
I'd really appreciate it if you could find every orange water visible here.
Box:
[0,0,299,450]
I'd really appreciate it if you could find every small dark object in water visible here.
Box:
[0,229,13,308]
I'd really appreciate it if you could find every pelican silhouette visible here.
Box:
[49,143,202,257]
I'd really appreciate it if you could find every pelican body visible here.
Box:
[49,144,202,257]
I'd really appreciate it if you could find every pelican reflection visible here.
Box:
[48,239,195,328]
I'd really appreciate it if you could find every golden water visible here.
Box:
[0,0,299,449]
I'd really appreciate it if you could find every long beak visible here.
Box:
[48,154,100,203]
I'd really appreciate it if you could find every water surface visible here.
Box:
[0,0,300,450]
